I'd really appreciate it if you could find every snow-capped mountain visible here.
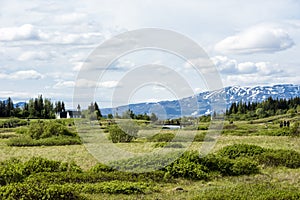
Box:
[101,84,300,118]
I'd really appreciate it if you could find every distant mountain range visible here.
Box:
[101,84,300,118]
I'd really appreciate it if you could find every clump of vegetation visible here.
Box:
[0,157,82,186]
[0,118,28,128]
[217,144,300,169]
[194,183,300,200]
[108,123,138,143]
[0,182,83,200]
[148,133,175,142]
[217,144,266,159]
[152,142,184,148]
[7,120,81,146]
[258,149,300,168]
[89,163,115,173]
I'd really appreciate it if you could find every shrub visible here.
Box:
[193,183,300,200]
[198,125,208,130]
[89,163,115,173]
[0,157,82,186]
[230,158,259,175]
[108,124,138,143]
[153,142,167,148]
[0,182,83,200]
[193,132,214,142]
[165,143,184,148]
[165,159,209,180]
[25,171,170,185]
[257,149,300,168]
[78,181,149,194]
[0,159,24,186]
[217,144,265,159]
[26,121,76,140]
[148,133,175,142]
[7,135,82,146]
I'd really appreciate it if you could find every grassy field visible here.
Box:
[0,114,299,199]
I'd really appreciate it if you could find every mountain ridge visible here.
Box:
[101,84,300,118]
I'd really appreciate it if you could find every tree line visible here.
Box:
[226,96,300,119]
[0,96,66,119]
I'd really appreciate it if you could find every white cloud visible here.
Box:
[18,51,50,61]
[0,70,44,80]
[73,79,119,88]
[53,80,75,89]
[98,81,119,88]
[211,56,237,74]
[72,62,84,71]
[0,24,104,45]
[215,24,294,54]
[212,56,283,75]
[237,62,257,74]
[0,24,47,41]
[53,13,87,24]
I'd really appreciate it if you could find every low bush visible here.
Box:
[165,143,184,148]
[89,163,115,173]
[165,159,209,180]
[0,158,24,186]
[153,142,167,148]
[108,124,138,143]
[0,157,82,186]
[26,121,76,139]
[76,181,150,194]
[148,133,175,142]
[164,151,259,179]
[25,171,170,184]
[0,118,28,128]
[0,182,83,200]
[7,135,82,146]
[193,132,215,142]
[258,149,300,168]
[217,144,266,159]
[193,183,300,200]
[198,125,208,130]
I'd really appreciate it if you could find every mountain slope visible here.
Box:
[101,84,300,118]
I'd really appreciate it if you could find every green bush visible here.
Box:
[7,135,82,146]
[193,183,300,200]
[257,149,300,168]
[153,142,167,148]
[165,143,184,148]
[89,163,115,173]
[0,182,83,200]
[0,157,82,186]
[167,151,259,177]
[78,181,149,194]
[193,132,214,142]
[108,124,138,143]
[230,158,259,175]
[0,118,28,128]
[25,170,170,185]
[148,133,175,142]
[27,121,76,139]
[165,159,209,180]
[217,144,265,159]
[0,158,24,186]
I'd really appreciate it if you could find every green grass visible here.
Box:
[0,114,299,199]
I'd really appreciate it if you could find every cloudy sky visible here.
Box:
[1,0,299,108]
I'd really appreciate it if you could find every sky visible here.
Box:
[0,0,299,108]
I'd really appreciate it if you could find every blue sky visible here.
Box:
[0,0,299,108]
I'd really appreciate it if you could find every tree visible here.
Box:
[107,113,113,119]
[94,102,102,119]
[150,113,158,122]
